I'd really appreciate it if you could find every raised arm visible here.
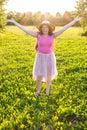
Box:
[7,18,37,37]
[54,17,82,37]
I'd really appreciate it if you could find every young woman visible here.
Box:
[7,17,82,97]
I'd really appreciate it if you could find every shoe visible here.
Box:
[35,92,40,97]
[46,92,49,96]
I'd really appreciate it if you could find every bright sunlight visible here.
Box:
[6,0,77,15]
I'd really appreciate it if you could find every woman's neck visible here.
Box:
[43,33,49,37]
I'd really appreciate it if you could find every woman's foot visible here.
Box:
[46,91,49,96]
[35,91,40,97]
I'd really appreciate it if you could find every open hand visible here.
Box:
[7,18,15,23]
[74,16,83,22]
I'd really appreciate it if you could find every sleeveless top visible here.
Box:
[37,34,54,54]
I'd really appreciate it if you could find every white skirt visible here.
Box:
[32,52,58,82]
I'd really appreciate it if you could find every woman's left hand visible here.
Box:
[74,16,83,22]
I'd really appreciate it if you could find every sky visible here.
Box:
[5,0,77,15]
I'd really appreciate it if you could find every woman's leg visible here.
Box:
[46,75,51,96]
[35,76,42,96]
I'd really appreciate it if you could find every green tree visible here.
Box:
[63,11,73,25]
[76,0,87,34]
[0,0,7,28]
[54,12,62,26]
[7,11,24,25]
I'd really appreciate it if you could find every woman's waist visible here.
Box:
[37,51,54,56]
[38,48,53,54]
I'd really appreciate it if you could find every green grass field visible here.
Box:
[0,26,87,130]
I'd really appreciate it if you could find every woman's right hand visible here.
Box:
[7,18,15,23]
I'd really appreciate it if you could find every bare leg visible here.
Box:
[35,76,42,97]
[46,75,51,96]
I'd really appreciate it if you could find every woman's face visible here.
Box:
[41,24,49,35]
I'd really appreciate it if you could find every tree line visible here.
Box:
[6,11,77,26]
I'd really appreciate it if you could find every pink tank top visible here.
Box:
[37,34,54,54]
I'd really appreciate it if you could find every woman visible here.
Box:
[7,17,82,97]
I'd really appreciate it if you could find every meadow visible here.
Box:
[0,26,87,130]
